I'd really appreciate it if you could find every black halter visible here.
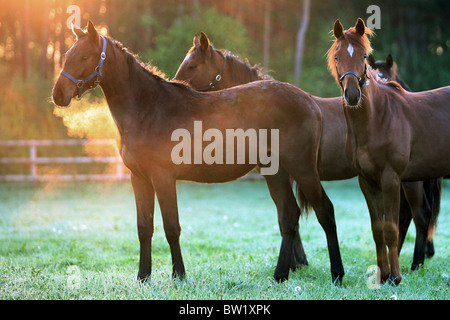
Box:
[337,62,369,89]
[197,52,227,92]
[60,36,107,98]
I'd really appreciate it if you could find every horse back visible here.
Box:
[400,86,450,180]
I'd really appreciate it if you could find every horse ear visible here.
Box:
[386,54,394,68]
[72,22,85,39]
[199,32,210,55]
[193,34,200,46]
[355,18,366,36]
[333,19,344,39]
[367,54,376,67]
[87,20,100,43]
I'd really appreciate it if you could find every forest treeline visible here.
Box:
[0,0,449,141]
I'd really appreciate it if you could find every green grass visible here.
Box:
[0,179,449,300]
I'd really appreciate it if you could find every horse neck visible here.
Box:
[343,81,383,141]
[99,43,161,138]
[223,53,265,88]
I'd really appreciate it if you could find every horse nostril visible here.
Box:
[344,88,360,106]
[344,88,348,100]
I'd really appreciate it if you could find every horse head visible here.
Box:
[328,18,373,107]
[52,21,106,107]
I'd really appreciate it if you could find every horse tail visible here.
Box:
[295,96,323,218]
[423,178,442,239]
[295,148,322,218]
[296,182,311,217]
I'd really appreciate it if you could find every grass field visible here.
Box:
[0,178,448,300]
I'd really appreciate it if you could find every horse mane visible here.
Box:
[107,36,191,90]
[327,25,374,84]
[187,42,272,83]
[222,50,273,83]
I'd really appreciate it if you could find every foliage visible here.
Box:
[147,7,253,78]
[0,1,449,143]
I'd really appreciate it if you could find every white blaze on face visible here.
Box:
[347,44,354,58]
[183,53,192,63]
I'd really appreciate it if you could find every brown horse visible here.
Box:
[368,53,442,260]
[174,32,442,272]
[52,21,344,283]
[174,32,271,91]
[328,18,450,284]
[174,32,354,183]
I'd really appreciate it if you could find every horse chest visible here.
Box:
[120,145,138,171]
[349,144,380,179]
[345,116,375,174]
[120,144,155,175]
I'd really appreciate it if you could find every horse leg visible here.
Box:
[152,171,185,279]
[398,186,412,256]
[291,229,308,271]
[380,169,402,285]
[423,178,442,259]
[293,170,344,284]
[278,219,308,271]
[264,168,301,282]
[131,173,155,282]
[288,179,309,271]
[358,176,389,283]
[401,182,429,270]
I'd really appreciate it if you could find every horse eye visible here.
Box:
[334,54,338,61]
[378,72,384,78]
[82,56,89,61]
[188,65,197,70]
[363,53,367,59]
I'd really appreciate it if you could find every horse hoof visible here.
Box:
[332,272,344,286]
[137,273,151,283]
[411,263,424,271]
[425,242,435,259]
[388,274,402,286]
[172,270,186,280]
[290,260,308,272]
[274,273,289,283]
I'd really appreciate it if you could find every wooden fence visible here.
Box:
[0,139,262,182]
[0,139,129,181]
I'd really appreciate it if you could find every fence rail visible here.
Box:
[0,139,129,181]
[0,139,262,182]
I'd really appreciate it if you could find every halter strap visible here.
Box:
[197,53,227,92]
[337,63,369,89]
[60,36,107,98]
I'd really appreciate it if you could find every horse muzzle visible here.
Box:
[343,87,361,106]
[52,78,75,107]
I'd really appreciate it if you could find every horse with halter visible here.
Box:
[328,18,450,284]
[52,22,345,284]
[368,53,442,260]
[174,31,443,274]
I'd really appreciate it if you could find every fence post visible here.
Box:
[30,142,37,180]
[0,139,130,181]
[117,162,124,180]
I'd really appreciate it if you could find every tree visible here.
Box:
[40,0,51,79]
[21,0,31,80]
[293,0,310,87]
[263,0,271,72]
